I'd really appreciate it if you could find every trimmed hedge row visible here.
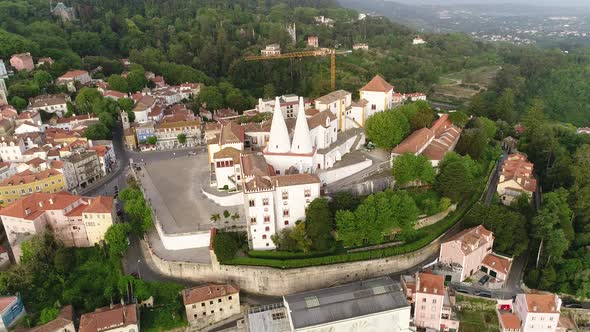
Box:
[246,249,337,260]
[222,159,496,269]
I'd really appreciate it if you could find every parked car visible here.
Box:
[476,290,492,298]
[456,288,470,294]
[188,151,197,156]
[562,297,583,308]
[478,275,490,285]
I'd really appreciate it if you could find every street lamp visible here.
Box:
[137,259,142,279]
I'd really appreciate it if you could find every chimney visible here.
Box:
[533,305,538,312]
[121,298,127,320]
[434,288,438,294]
[38,201,43,208]
[49,198,54,205]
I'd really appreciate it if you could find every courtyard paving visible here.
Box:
[142,154,242,233]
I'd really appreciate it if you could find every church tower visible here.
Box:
[290,97,313,154]
[266,97,291,153]
[121,110,130,130]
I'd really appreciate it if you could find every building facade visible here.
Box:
[514,293,561,332]
[10,53,34,72]
[79,304,138,332]
[497,153,537,206]
[0,192,114,263]
[63,151,101,189]
[154,119,201,149]
[0,169,66,206]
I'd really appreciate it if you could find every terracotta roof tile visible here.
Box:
[270,173,320,187]
[182,284,239,305]
[482,253,512,274]
[360,75,393,92]
[213,147,242,164]
[79,304,138,332]
[499,313,521,330]
[525,294,560,313]
[417,273,444,295]
[307,110,336,129]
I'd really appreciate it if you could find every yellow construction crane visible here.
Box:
[244,49,337,91]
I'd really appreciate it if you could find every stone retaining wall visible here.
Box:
[141,234,442,296]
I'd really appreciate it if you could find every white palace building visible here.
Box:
[205,75,411,250]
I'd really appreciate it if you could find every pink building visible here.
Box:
[0,192,115,263]
[10,53,34,71]
[439,225,494,281]
[514,293,561,332]
[57,70,91,92]
[402,273,460,331]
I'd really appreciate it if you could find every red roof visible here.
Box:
[0,296,17,311]
[499,313,521,330]
[59,70,88,79]
[392,128,434,155]
[0,192,79,220]
[83,196,114,214]
[417,273,444,295]
[79,304,138,332]
[360,75,393,92]
[182,284,239,305]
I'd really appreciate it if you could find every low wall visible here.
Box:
[142,234,442,296]
[155,222,211,250]
[201,188,244,207]
[415,204,457,229]
[318,159,373,185]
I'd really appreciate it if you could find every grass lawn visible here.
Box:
[456,295,499,332]
[140,282,188,332]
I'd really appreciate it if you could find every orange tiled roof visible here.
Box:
[0,192,78,220]
[0,169,61,186]
[525,294,560,313]
[417,273,444,295]
[181,284,239,305]
[445,225,493,255]
[360,75,393,92]
[482,253,512,274]
[79,304,137,332]
[58,70,88,79]
[270,173,320,187]
[499,313,521,330]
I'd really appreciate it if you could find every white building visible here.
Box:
[514,293,561,332]
[28,94,69,117]
[132,95,157,123]
[0,60,7,79]
[413,36,426,45]
[57,70,91,92]
[257,94,308,119]
[262,44,281,56]
[14,122,41,135]
[360,75,394,118]
[353,43,369,50]
[0,79,7,106]
[0,136,26,162]
[281,277,411,332]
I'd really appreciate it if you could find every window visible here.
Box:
[194,314,197,318]
[201,302,205,307]
[304,189,311,197]
[202,312,206,316]
[282,191,288,199]
[265,226,270,231]
[250,217,256,224]
[210,301,213,305]
[432,299,437,304]
[420,305,425,310]
[192,304,196,308]
[249,199,255,207]
[371,104,376,110]
[264,215,270,223]
[272,312,286,320]
[262,235,267,239]
[219,308,223,312]
[228,296,232,300]
[266,243,269,247]
[422,298,426,303]
[218,298,222,303]
[284,220,289,225]
[262,198,269,206]
[283,209,289,217]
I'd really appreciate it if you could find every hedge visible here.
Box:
[246,249,337,260]
[223,157,496,269]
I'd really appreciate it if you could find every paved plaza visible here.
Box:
[142,154,242,233]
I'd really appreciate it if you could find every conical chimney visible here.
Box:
[290,97,313,154]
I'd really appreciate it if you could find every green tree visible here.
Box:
[104,224,131,257]
[305,199,334,251]
[84,123,111,140]
[263,84,275,99]
[291,222,312,253]
[9,96,27,111]
[212,233,238,261]
[365,111,410,150]
[198,86,224,110]
[127,70,148,92]
[107,74,129,92]
[392,153,435,186]
[75,88,103,114]
[410,107,435,130]
[455,128,488,160]
[147,136,157,145]
[39,306,60,325]
[33,70,53,87]
[435,152,476,202]
[328,192,360,215]
[177,133,187,145]
[448,111,468,128]
[493,88,516,122]
[117,98,135,113]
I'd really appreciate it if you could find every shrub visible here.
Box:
[212,232,238,261]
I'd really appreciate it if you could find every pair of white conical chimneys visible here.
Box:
[267,96,313,154]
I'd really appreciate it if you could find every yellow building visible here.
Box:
[0,169,66,206]
[124,127,137,150]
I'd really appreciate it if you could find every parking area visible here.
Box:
[142,154,241,233]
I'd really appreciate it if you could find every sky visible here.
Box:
[390,0,590,6]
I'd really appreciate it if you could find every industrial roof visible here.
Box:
[284,277,409,329]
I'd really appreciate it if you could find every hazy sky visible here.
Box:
[391,0,590,6]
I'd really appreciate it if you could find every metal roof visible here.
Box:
[284,277,409,329]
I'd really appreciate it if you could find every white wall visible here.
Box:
[201,189,244,207]
[156,222,211,250]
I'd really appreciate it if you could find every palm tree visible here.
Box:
[210,213,221,223]
[231,213,240,221]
